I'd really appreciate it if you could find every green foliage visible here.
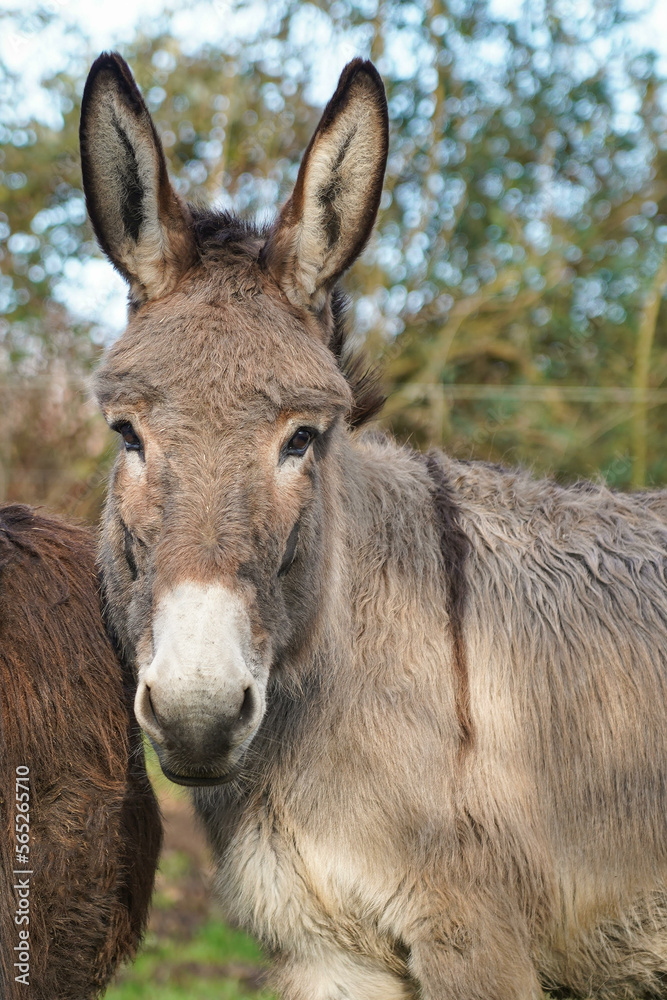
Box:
[3,0,667,512]
[104,918,272,1000]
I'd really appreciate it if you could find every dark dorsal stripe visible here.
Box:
[424,453,473,751]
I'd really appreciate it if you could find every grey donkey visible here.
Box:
[80,50,667,999]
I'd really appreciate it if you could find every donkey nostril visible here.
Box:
[238,685,255,726]
[134,681,167,747]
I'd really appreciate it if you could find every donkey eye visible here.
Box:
[285,427,316,457]
[113,421,143,452]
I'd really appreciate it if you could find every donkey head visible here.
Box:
[81,53,388,785]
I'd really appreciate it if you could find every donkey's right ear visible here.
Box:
[80,53,196,303]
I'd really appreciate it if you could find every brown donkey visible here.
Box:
[81,51,667,999]
[0,505,161,999]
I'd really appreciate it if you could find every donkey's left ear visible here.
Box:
[80,52,196,304]
[260,59,388,314]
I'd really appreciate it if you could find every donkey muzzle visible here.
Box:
[134,582,266,781]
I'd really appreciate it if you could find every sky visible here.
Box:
[3,0,665,127]
[2,0,667,335]
[0,0,358,124]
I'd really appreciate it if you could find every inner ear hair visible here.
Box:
[260,58,388,315]
[80,52,195,303]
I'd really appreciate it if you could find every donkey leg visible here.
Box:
[409,941,542,1000]
[270,947,415,1000]
[406,897,543,1000]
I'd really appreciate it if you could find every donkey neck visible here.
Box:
[294,432,458,695]
[252,434,463,802]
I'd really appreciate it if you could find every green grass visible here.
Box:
[104,917,272,1000]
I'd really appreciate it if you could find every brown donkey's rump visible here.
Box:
[0,504,161,1000]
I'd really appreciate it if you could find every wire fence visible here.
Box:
[393,385,667,404]
[2,374,667,404]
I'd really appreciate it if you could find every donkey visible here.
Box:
[0,504,161,999]
[80,50,667,999]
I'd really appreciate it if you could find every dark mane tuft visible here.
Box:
[189,207,267,260]
[330,288,386,428]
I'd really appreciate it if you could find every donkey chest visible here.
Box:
[209,799,405,961]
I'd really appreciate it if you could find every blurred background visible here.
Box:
[2,0,667,995]
[4,0,667,521]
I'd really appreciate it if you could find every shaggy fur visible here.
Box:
[0,505,161,1000]
[81,52,667,999]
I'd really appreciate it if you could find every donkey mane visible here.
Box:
[329,287,386,428]
[190,207,265,261]
[423,453,472,748]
